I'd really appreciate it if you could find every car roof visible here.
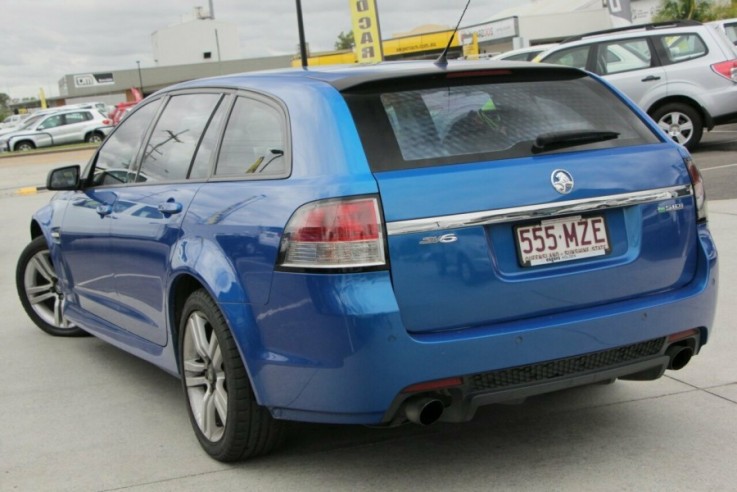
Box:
[561,19,705,43]
[164,60,585,93]
[38,107,100,116]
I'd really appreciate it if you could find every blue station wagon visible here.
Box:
[16,61,718,461]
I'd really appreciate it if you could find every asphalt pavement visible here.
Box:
[1,144,736,491]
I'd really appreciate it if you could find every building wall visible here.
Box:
[152,19,240,67]
[64,94,128,108]
[59,55,294,101]
[631,0,663,23]
[518,9,613,43]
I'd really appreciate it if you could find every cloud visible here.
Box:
[0,0,519,99]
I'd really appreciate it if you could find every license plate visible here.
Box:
[515,215,610,267]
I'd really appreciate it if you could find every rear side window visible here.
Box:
[658,34,707,64]
[345,70,660,171]
[598,38,652,74]
[215,96,288,177]
[189,96,230,179]
[65,112,93,124]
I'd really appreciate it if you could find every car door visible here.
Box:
[54,111,94,144]
[108,92,224,345]
[33,113,64,147]
[57,99,163,328]
[594,38,667,110]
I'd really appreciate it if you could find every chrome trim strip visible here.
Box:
[386,185,692,236]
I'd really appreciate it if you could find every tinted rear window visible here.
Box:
[344,70,660,171]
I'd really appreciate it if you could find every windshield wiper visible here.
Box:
[532,130,620,154]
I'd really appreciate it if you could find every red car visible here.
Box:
[108,101,137,125]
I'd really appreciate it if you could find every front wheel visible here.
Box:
[180,289,285,461]
[651,103,703,150]
[16,236,86,336]
[14,141,35,152]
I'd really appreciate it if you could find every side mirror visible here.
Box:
[46,165,81,190]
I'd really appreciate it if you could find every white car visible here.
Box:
[0,113,31,134]
[536,20,737,150]
[491,44,558,62]
[0,108,112,152]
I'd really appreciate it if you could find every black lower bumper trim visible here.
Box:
[384,337,674,425]
[469,337,666,392]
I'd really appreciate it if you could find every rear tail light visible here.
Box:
[685,156,707,222]
[278,196,387,270]
[710,60,737,81]
[102,119,112,125]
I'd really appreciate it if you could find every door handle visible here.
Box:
[641,75,661,82]
[96,204,112,217]
[158,199,183,215]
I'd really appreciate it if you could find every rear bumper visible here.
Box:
[227,223,717,425]
[383,333,696,424]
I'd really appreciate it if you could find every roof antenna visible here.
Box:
[435,0,471,68]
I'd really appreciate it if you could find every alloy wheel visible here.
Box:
[23,249,73,330]
[183,310,228,442]
[657,111,693,146]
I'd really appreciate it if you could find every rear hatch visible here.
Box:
[344,67,698,334]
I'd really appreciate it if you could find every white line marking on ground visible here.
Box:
[701,163,737,172]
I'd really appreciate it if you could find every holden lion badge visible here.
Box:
[551,169,574,195]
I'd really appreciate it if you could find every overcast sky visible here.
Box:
[1,0,524,100]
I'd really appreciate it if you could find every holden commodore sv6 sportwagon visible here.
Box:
[16,61,718,461]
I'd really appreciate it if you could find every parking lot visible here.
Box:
[1,130,736,491]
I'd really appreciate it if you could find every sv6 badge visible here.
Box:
[419,233,458,245]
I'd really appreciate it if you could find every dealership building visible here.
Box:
[14,0,662,112]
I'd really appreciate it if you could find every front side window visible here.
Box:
[543,45,591,70]
[503,51,537,62]
[215,96,287,177]
[345,70,660,171]
[38,114,64,130]
[658,33,707,64]
[91,99,162,186]
[19,115,43,130]
[138,93,221,182]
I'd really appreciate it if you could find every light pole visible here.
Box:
[136,61,143,95]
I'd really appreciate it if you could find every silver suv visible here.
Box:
[536,20,737,150]
[0,108,112,152]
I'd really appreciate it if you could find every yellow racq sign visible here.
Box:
[350,0,383,63]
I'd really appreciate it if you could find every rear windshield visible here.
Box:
[343,69,660,171]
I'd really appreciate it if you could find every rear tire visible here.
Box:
[180,289,285,461]
[651,103,703,151]
[16,236,86,337]
[86,132,104,144]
